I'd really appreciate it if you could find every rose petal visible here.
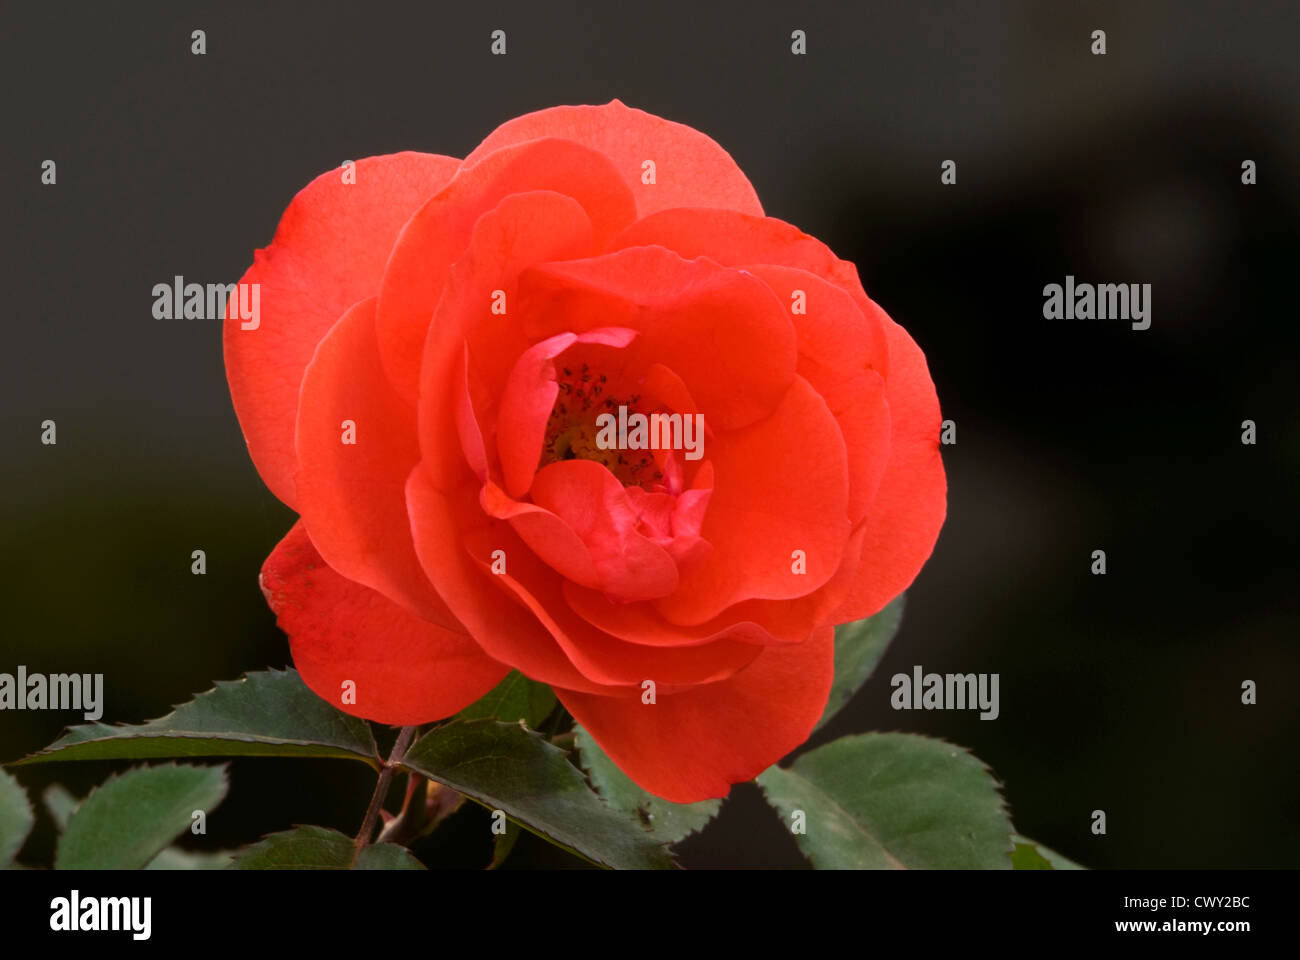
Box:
[466,522,760,688]
[530,459,679,602]
[260,522,507,725]
[480,479,603,589]
[377,141,636,401]
[746,264,892,524]
[831,319,947,621]
[518,245,797,430]
[405,465,611,694]
[462,99,763,219]
[564,521,866,648]
[556,625,834,803]
[655,376,851,625]
[496,332,576,498]
[415,190,596,492]
[295,297,457,626]
[607,207,887,378]
[495,328,637,498]
[563,580,778,647]
[224,151,460,507]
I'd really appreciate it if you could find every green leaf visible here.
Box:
[817,594,905,731]
[42,783,79,832]
[456,670,557,729]
[13,669,379,767]
[575,725,720,844]
[756,733,1013,869]
[230,825,424,870]
[0,769,35,869]
[56,763,230,870]
[399,719,675,869]
[1009,839,1052,869]
[146,846,236,870]
[41,780,229,869]
[1011,834,1085,870]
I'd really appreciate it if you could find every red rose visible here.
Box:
[225,100,945,803]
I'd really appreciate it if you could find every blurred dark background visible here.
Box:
[2,0,1297,869]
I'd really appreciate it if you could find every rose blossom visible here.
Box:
[225,100,946,802]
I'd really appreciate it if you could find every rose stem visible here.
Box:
[352,725,417,864]
[376,770,427,845]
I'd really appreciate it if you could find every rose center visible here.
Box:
[541,362,663,487]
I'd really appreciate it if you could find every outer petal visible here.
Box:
[462,99,763,220]
[746,264,892,526]
[831,319,947,621]
[260,522,507,725]
[557,625,835,803]
[224,152,460,507]
[294,297,457,627]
